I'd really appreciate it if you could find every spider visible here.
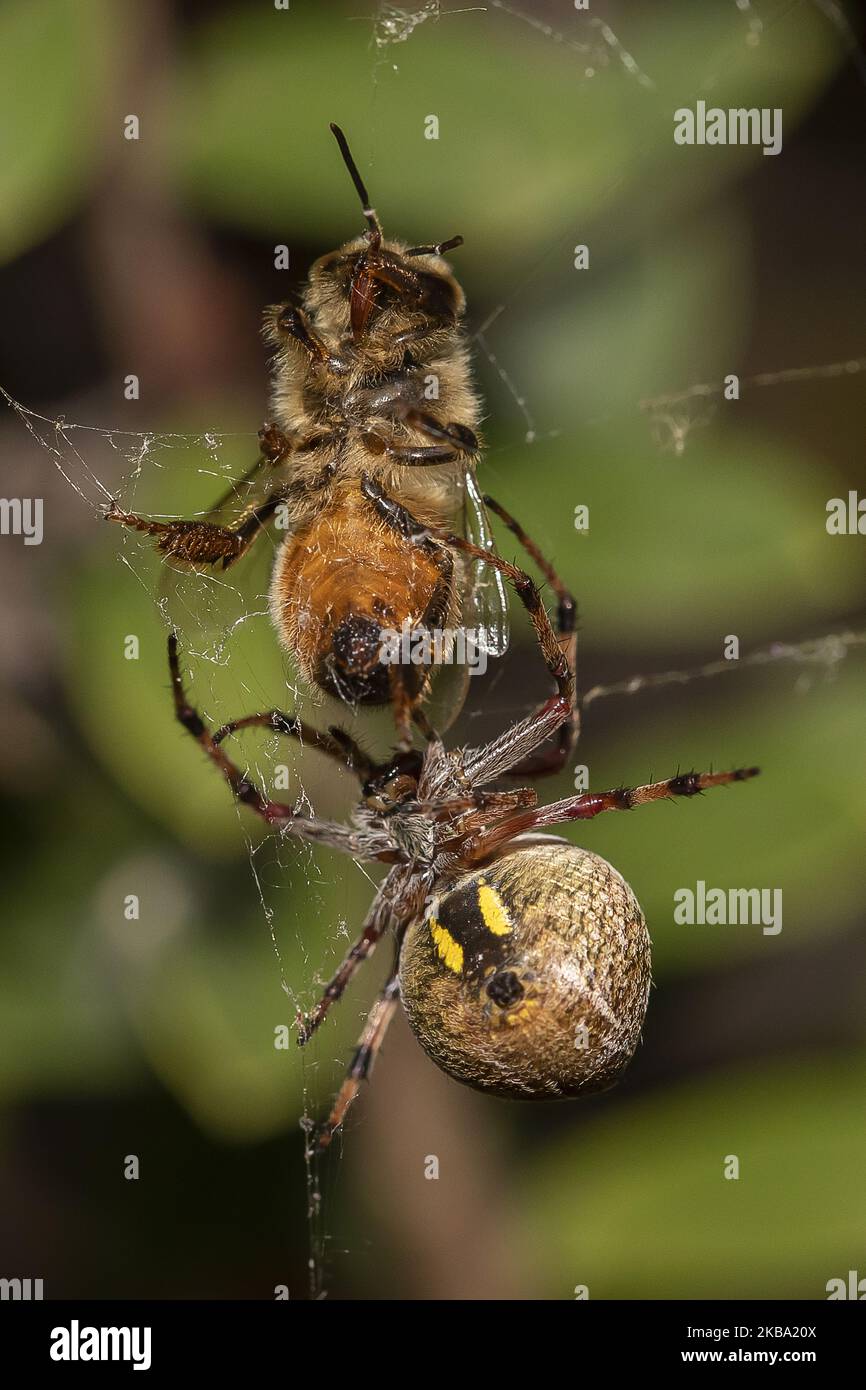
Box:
[167,634,758,1148]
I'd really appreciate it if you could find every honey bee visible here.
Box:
[108,125,576,763]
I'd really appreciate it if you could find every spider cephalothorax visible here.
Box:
[167,635,758,1147]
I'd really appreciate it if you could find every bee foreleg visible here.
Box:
[270,305,330,366]
[362,413,478,466]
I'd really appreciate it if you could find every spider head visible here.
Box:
[362,748,424,815]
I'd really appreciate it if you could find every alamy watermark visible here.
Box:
[50,1321,151,1371]
[827,1269,866,1299]
[674,101,782,157]
[674,881,782,935]
[379,620,489,676]
[0,497,43,545]
[1,1276,43,1300]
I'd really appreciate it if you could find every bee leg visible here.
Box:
[393,323,454,349]
[389,667,415,751]
[360,474,438,549]
[362,432,458,465]
[258,422,292,463]
[403,411,479,457]
[455,767,761,863]
[410,703,440,743]
[365,479,578,785]
[104,490,284,568]
[362,475,455,745]
[105,429,294,565]
[480,493,579,778]
[313,970,401,1151]
[271,305,328,363]
[363,414,478,466]
[388,665,443,751]
[411,550,455,748]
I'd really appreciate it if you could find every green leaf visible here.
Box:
[567,663,866,978]
[517,1053,866,1298]
[0,0,115,263]
[171,0,839,284]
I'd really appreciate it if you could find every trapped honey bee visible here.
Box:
[109,124,523,751]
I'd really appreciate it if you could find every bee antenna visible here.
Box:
[406,235,464,257]
[330,123,382,246]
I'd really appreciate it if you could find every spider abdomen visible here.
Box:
[399,842,651,1098]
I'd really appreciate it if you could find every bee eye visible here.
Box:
[311,250,352,277]
[415,270,459,319]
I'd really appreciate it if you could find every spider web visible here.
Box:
[4,0,866,1302]
[6,361,865,1297]
[0,387,390,1295]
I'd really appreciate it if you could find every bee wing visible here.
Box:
[155,446,295,656]
[424,651,472,735]
[185,449,294,530]
[460,469,510,658]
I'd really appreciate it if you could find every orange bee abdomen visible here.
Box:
[270,494,450,706]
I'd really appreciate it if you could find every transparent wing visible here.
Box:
[184,449,295,530]
[461,468,510,658]
[151,441,295,657]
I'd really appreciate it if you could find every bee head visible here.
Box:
[325,124,465,340]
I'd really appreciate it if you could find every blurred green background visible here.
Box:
[1,0,865,1300]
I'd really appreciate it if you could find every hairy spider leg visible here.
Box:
[453,766,761,863]
[314,971,402,1151]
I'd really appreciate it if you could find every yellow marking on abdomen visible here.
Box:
[430,918,464,974]
[477,880,513,937]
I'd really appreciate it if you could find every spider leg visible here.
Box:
[462,695,569,786]
[296,887,398,1046]
[361,477,575,762]
[454,766,761,863]
[377,429,577,775]
[314,971,401,1151]
[167,635,391,857]
[211,710,376,783]
[481,492,578,777]
[417,787,536,822]
[428,522,575,728]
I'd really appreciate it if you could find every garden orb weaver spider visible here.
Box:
[167,635,758,1148]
